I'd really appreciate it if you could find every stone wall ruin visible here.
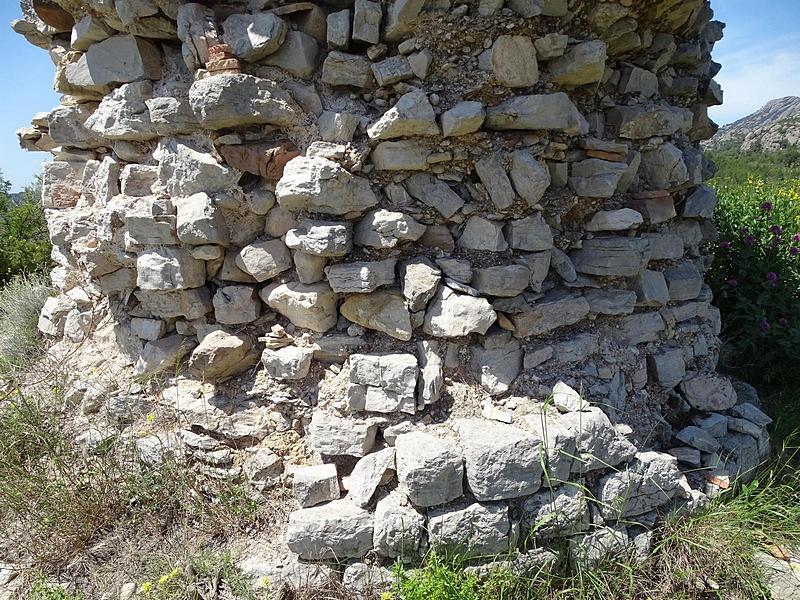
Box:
[13,0,774,590]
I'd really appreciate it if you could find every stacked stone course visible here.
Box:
[14,0,773,588]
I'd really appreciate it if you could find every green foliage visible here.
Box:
[0,172,51,283]
[709,148,800,186]
[707,155,800,384]
[0,273,53,372]
[27,578,83,600]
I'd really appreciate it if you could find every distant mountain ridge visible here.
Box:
[705,96,800,153]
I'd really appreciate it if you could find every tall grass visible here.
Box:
[0,273,52,373]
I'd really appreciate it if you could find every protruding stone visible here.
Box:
[236,240,292,282]
[286,500,373,559]
[395,431,463,507]
[423,287,497,337]
[455,419,542,500]
[367,91,440,140]
[276,156,378,215]
[260,281,338,332]
[441,101,485,137]
[405,173,465,218]
[293,463,340,508]
[222,13,287,62]
[341,291,412,341]
[548,40,607,86]
[428,502,510,556]
[189,74,295,129]
[325,259,397,293]
[486,93,588,135]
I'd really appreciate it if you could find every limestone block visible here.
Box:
[293,463,340,507]
[367,91,440,140]
[276,156,378,215]
[286,500,373,559]
[405,173,465,218]
[595,451,687,519]
[213,285,261,325]
[189,74,295,129]
[188,330,259,381]
[395,431,463,507]
[308,412,378,457]
[136,248,206,291]
[348,353,418,414]
[455,419,542,500]
[325,259,396,293]
[373,491,425,558]
[262,346,314,380]
[285,220,352,257]
[428,502,510,556]
[222,13,287,62]
[346,447,396,507]
[260,281,338,333]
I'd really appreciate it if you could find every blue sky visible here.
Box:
[0,1,798,191]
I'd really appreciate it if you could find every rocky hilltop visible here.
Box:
[8,0,773,594]
[705,96,800,152]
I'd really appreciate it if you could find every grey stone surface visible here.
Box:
[276,156,378,215]
[309,412,378,457]
[373,491,425,558]
[285,220,352,257]
[405,173,465,218]
[222,12,286,61]
[474,154,515,209]
[681,372,738,411]
[347,447,396,507]
[458,216,508,251]
[560,407,638,472]
[548,41,607,86]
[395,431,463,507]
[521,485,588,539]
[286,500,373,559]
[326,258,396,293]
[455,419,542,500]
[423,287,497,337]
[348,353,418,414]
[486,93,588,135]
[293,463,340,507]
[428,502,510,556]
[189,74,295,129]
[442,101,486,137]
[367,91,439,140]
[596,451,687,519]
[260,281,338,332]
[572,237,651,277]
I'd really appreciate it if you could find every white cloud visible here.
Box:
[710,34,800,125]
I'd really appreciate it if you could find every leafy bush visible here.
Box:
[0,173,51,283]
[0,273,52,372]
[708,171,800,384]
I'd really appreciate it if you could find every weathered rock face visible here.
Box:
[20,0,763,590]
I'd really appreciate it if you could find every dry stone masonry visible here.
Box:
[14,0,773,591]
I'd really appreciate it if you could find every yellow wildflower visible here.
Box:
[140,581,153,594]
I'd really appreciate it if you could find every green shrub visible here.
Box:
[0,173,51,283]
[27,577,83,600]
[0,273,52,372]
[708,161,800,384]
